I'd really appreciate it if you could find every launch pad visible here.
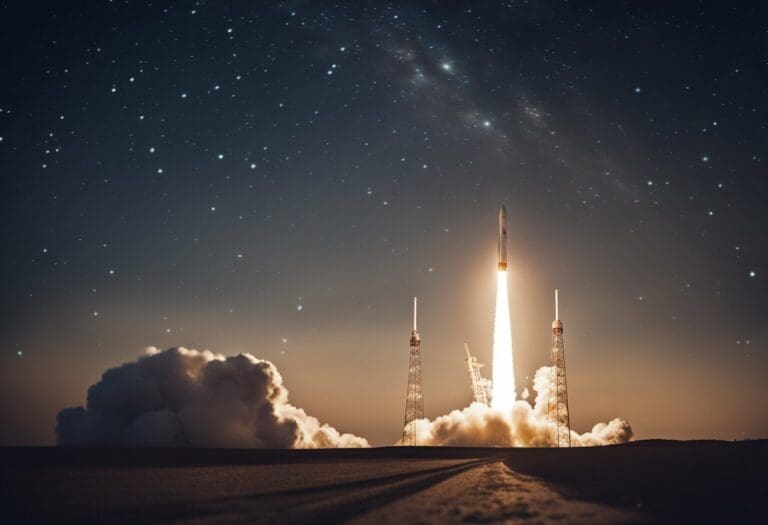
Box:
[400,205,573,448]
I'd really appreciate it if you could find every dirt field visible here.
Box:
[1,440,766,524]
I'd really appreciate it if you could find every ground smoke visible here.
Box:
[56,347,369,448]
[409,366,633,447]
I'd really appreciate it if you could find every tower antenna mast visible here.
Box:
[548,289,572,447]
[413,296,417,332]
[401,297,424,445]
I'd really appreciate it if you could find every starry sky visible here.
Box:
[1,1,767,446]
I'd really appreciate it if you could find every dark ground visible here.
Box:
[1,440,766,524]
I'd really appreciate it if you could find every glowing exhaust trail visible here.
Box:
[492,206,516,410]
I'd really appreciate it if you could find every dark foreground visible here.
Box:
[1,440,766,524]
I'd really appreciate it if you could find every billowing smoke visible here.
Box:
[408,366,632,447]
[56,347,369,448]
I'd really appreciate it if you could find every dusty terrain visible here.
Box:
[1,440,766,524]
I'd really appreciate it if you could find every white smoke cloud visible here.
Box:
[407,366,632,447]
[56,347,369,448]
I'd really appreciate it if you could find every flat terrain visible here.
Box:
[1,440,766,524]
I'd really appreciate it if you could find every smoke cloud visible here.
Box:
[56,347,369,448]
[408,366,633,447]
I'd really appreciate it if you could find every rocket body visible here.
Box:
[498,205,507,271]
[492,204,515,409]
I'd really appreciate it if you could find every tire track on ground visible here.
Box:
[350,460,643,524]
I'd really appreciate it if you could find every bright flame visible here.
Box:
[491,269,515,410]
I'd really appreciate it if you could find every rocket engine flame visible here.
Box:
[491,269,515,410]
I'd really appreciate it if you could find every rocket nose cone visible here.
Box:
[500,204,507,216]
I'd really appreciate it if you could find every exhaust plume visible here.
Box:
[408,365,632,447]
[491,270,515,410]
[56,347,369,448]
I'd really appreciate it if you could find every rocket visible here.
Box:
[498,205,507,271]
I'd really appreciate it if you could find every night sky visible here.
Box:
[1,1,767,446]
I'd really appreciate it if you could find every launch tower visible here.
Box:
[548,289,572,447]
[464,343,490,406]
[401,297,424,445]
